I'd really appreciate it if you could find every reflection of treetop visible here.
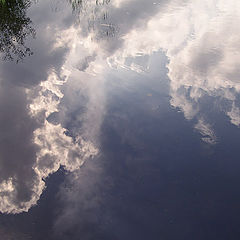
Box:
[0,0,35,62]
[69,0,111,11]
[68,0,118,38]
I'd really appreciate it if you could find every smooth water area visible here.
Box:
[0,0,240,239]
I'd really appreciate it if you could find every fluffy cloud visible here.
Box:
[0,1,99,214]
[105,0,240,140]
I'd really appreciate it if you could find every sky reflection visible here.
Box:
[0,0,240,239]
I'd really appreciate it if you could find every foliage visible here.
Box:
[0,0,35,62]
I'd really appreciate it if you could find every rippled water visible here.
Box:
[0,0,240,239]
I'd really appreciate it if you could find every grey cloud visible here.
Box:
[189,37,224,76]
[53,158,114,240]
[0,45,68,87]
[75,0,175,55]
[76,54,97,72]
[102,0,173,54]
[0,81,41,213]
[0,1,83,213]
[54,68,106,146]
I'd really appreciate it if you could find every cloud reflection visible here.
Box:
[1,0,240,215]
[0,1,99,214]
[104,0,240,142]
[45,0,240,237]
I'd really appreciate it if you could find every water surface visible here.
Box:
[0,0,240,239]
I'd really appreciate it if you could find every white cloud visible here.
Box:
[104,0,240,137]
[194,118,217,144]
